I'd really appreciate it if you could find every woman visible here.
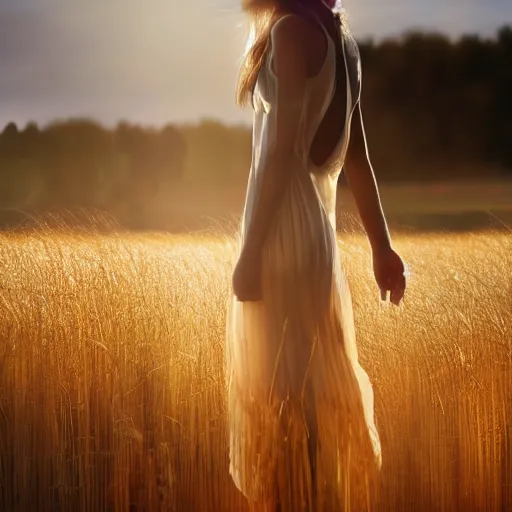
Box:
[226,0,406,510]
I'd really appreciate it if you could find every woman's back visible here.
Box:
[246,11,361,232]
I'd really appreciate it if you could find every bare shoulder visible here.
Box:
[269,15,322,79]
[271,13,314,42]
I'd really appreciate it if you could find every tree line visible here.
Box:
[357,26,512,180]
[0,26,510,224]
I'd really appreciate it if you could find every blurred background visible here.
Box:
[0,0,511,232]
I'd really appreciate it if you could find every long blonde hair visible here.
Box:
[236,0,349,107]
[236,2,279,107]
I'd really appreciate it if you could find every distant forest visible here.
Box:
[0,27,511,220]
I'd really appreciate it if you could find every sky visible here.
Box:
[0,0,510,128]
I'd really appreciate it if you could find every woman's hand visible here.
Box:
[232,250,263,302]
[372,246,406,306]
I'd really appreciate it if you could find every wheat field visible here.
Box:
[0,225,510,511]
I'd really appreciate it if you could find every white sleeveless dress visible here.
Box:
[226,15,381,509]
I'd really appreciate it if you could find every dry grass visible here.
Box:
[0,227,510,511]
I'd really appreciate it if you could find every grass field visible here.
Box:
[0,225,510,511]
